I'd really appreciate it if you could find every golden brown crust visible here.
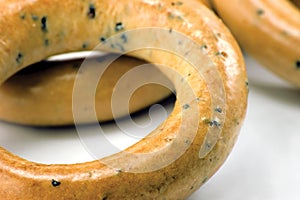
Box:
[199,0,212,7]
[0,0,247,199]
[211,0,300,87]
[0,55,171,126]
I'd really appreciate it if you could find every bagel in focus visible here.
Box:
[0,0,248,199]
[210,0,300,86]
[0,55,171,126]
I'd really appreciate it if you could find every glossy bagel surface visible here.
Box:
[0,0,247,199]
[0,55,171,126]
[211,0,300,86]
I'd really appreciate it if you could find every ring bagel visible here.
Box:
[0,55,171,126]
[210,0,300,86]
[0,0,213,127]
[0,0,211,127]
[0,0,248,199]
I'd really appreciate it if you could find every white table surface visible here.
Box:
[0,54,299,199]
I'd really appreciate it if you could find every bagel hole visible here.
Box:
[92,55,176,151]
[128,85,175,126]
[0,52,175,164]
[114,89,176,140]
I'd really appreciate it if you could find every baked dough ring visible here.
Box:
[0,0,212,126]
[0,55,171,126]
[0,0,209,127]
[210,0,300,86]
[0,0,248,199]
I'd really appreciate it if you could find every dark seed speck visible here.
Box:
[44,39,49,46]
[234,118,240,126]
[296,60,300,69]
[257,9,264,16]
[209,120,221,127]
[171,1,183,6]
[214,107,222,113]
[41,16,47,32]
[202,177,208,184]
[16,53,23,64]
[115,22,124,32]
[215,51,228,57]
[183,104,190,109]
[87,4,96,19]
[100,37,106,43]
[51,179,61,187]
[201,44,208,50]
[20,14,26,19]
[120,34,127,43]
[31,15,38,21]
[82,42,88,49]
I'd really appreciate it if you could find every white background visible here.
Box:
[0,54,299,199]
